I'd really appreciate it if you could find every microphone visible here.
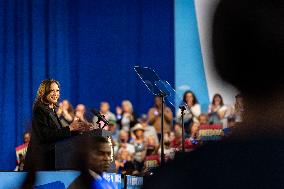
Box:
[179,105,186,111]
[92,109,109,126]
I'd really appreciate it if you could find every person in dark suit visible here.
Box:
[24,79,86,171]
[67,136,115,189]
[143,0,284,188]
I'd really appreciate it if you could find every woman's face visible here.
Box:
[46,82,60,105]
[185,93,194,105]
[122,102,131,113]
[135,130,144,137]
[169,132,175,141]
[199,115,208,125]
[191,125,199,136]
[213,96,221,105]
[147,136,156,146]
[119,132,128,143]
[174,124,182,132]
[120,150,129,160]
[100,103,109,114]
[154,97,162,107]
[236,97,243,104]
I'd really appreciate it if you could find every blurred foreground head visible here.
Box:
[213,0,284,96]
[213,0,284,136]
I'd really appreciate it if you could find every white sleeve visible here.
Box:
[176,109,182,119]
[190,104,201,118]
[219,105,228,112]
[128,144,135,154]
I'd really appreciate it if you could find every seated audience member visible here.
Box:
[24,132,31,144]
[143,144,160,175]
[115,148,132,174]
[208,93,228,126]
[57,99,74,127]
[131,124,147,173]
[75,104,93,125]
[15,132,31,171]
[173,122,182,133]
[148,96,173,140]
[144,135,160,172]
[222,115,238,137]
[138,114,159,145]
[105,120,119,143]
[169,131,175,142]
[176,90,201,135]
[170,123,193,152]
[145,135,159,152]
[116,100,138,132]
[114,130,135,156]
[145,134,160,171]
[198,114,225,142]
[122,161,137,176]
[143,0,284,188]
[188,123,199,145]
[229,94,244,123]
[92,101,116,128]
[227,116,237,128]
[158,132,175,162]
[198,113,209,125]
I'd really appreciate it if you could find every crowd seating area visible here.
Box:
[15,91,244,176]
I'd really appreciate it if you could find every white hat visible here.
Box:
[131,123,145,132]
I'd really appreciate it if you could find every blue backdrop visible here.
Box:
[174,0,209,111]
[0,0,174,170]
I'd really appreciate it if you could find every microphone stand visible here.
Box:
[179,105,186,153]
[160,94,166,167]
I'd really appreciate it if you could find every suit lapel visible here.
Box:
[48,110,62,129]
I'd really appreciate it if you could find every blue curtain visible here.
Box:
[0,0,174,170]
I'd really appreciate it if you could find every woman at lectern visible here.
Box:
[24,79,86,170]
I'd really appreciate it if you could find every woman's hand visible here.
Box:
[81,122,95,131]
[69,118,85,131]
[56,103,63,116]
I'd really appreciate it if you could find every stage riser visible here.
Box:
[0,171,142,189]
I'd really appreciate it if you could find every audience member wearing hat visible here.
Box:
[137,114,159,145]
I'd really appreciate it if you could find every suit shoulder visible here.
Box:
[32,105,51,119]
[33,104,48,113]
[68,174,92,189]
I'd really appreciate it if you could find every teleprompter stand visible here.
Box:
[134,66,189,166]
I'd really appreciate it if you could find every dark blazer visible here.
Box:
[24,104,71,170]
[67,172,93,189]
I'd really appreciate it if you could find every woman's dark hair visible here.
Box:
[182,90,198,105]
[33,79,60,110]
[212,93,224,106]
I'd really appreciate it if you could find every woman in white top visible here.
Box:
[176,90,201,136]
[208,93,228,125]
